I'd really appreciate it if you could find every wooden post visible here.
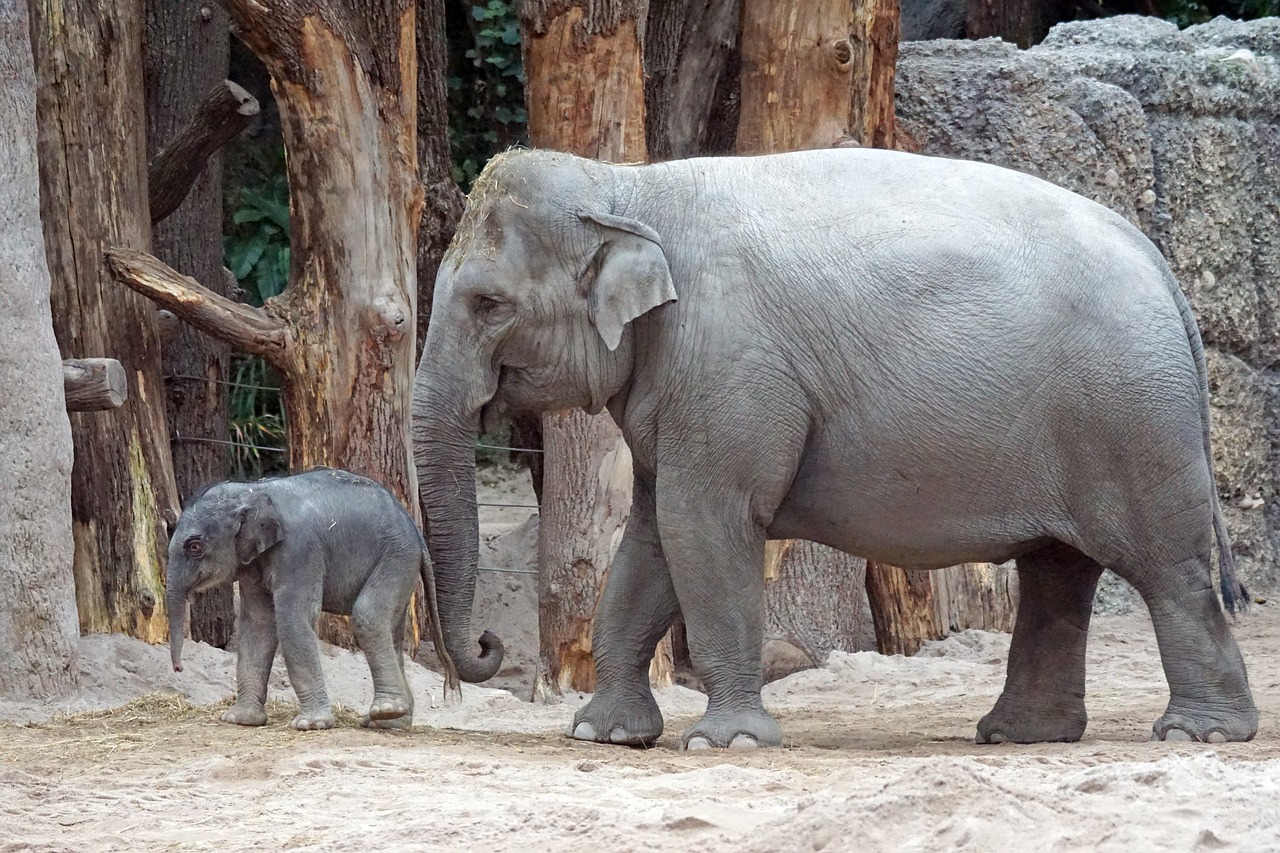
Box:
[0,0,80,698]
[111,0,425,651]
[31,0,181,641]
[62,359,128,411]
[519,0,675,694]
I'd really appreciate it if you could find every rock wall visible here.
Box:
[896,16,1280,604]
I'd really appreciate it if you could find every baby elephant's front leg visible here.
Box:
[223,577,275,727]
[275,591,335,730]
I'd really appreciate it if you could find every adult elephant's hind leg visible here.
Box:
[568,475,680,746]
[977,543,1102,744]
[1121,556,1257,743]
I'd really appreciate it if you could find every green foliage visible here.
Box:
[448,0,527,188]
[1156,0,1279,26]
[223,143,290,479]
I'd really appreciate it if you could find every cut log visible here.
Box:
[520,0,674,693]
[31,0,180,640]
[62,359,127,411]
[148,79,259,224]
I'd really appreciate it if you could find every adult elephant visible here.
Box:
[411,147,1257,749]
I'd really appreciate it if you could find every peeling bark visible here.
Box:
[31,0,180,641]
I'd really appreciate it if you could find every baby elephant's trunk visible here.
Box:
[167,590,187,672]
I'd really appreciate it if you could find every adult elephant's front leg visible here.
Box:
[568,475,680,746]
[657,480,780,750]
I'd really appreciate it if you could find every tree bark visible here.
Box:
[864,560,943,655]
[31,0,180,641]
[964,0,1070,48]
[63,359,128,412]
[0,0,80,699]
[416,0,465,359]
[145,0,243,648]
[519,0,674,694]
[116,0,424,650]
[737,0,855,155]
[849,0,899,149]
[644,0,741,161]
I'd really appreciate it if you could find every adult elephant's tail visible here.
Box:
[1169,273,1249,614]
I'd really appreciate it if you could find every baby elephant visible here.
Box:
[166,467,458,730]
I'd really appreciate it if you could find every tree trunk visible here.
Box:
[737,0,856,155]
[110,0,424,652]
[31,0,180,641]
[145,0,240,649]
[644,0,742,161]
[734,0,875,677]
[416,0,465,357]
[519,0,674,694]
[0,0,80,699]
[864,560,942,655]
[849,0,899,149]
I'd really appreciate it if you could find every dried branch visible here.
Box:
[148,79,259,223]
[104,248,288,363]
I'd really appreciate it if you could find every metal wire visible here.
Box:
[165,373,281,392]
[172,435,286,453]
[476,442,543,454]
[477,567,538,575]
[477,502,540,509]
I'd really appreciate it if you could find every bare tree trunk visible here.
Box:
[965,0,1070,48]
[734,0,874,678]
[0,0,80,699]
[31,0,181,641]
[519,0,674,694]
[110,0,424,652]
[144,0,239,649]
[849,0,899,149]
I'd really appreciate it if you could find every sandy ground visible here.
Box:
[3,468,1280,852]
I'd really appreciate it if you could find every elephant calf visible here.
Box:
[167,467,457,731]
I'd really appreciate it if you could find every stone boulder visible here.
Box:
[896,16,1280,605]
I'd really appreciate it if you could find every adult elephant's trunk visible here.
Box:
[412,375,504,683]
[167,582,189,672]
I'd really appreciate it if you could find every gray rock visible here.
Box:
[898,16,1280,601]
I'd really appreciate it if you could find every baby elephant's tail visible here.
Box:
[420,548,462,695]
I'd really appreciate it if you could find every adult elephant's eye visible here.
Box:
[472,294,513,324]
[184,538,205,557]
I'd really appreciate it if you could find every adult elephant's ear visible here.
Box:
[577,211,677,351]
[234,489,283,565]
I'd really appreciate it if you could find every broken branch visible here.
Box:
[105,248,288,362]
[63,358,127,411]
[148,79,259,223]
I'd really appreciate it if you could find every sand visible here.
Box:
[3,467,1279,851]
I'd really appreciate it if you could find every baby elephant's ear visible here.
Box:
[234,489,283,565]
[577,211,678,351]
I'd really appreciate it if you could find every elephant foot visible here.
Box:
[290,710,337,731]
[567,691,663,746]
[361,712,412,730]
[1149,704,1257,744]
[367,695,412,722]
[976,694,1087,744]
[680,707,782,750]
[220,704,268,727]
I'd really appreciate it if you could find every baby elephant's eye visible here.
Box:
[184,538,205,557]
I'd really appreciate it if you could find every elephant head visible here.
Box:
[412,150,677,682]
[166,484,282,672]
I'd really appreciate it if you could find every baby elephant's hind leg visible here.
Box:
[353,561,416,728]
[978,543,1102,744]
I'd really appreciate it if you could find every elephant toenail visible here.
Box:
[685,736,714,750]
[1207,731,1226,744]
[986,732,1008,744]
[609,727,631,743]
[570,721,597,741]
[729,734,758,749]
[1163,728,1194,742]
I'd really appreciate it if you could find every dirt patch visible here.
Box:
[2,604,1278,851]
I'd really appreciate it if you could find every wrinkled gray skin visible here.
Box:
[167,468,457,731]
[412,147,1258,749]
